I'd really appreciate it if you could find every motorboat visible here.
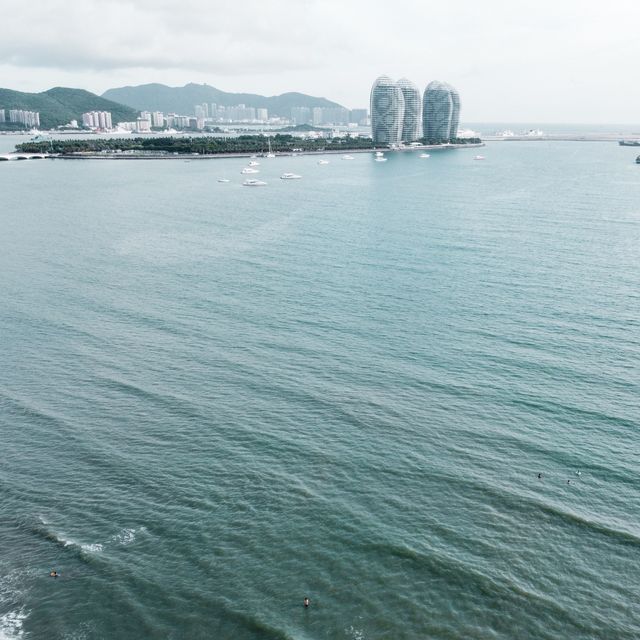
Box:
[248,160,260,166]
[375,151,384,157]
[374,156,387,162]
[280,173,302,179]
[241,167,260,174]
[474,155,485,160]
[243,179,267,186]
[419,153,430,158]
[342,155,355,160]
[217,178,230,183]
[318,159,330,165]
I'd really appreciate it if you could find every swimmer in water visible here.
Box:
[537,473,542,479]
[303,597,310,608]
[49,570,59,578]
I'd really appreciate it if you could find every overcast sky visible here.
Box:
[1,0,638,123]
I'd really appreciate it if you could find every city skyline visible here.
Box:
[0,0,638,123]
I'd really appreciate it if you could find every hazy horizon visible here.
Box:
[1,0,639,123]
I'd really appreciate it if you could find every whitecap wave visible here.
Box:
[112,528,136,546]
[0,609,27,640]
[345,625,365,640]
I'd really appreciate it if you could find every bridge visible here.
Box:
[0,153,49,161]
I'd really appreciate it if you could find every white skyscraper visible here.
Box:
[370,76,405,145]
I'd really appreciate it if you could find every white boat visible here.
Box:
[419,153,430,158]
[280,173,302,179]
[217,178,230,183]
[248,160,260,166]
[375,151,384,157]
[243,179,267,186]
[318,159,330,165]
[374,157,387,162]
[474,155,485,160]
[342,155,354,160]
[241,167,260,174]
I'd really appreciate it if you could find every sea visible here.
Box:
[1,132,639,639]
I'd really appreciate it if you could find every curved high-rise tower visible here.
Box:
[447,84,461,140]
[422,80,453,143]
[370,76,405,145]
[397,78,422,142]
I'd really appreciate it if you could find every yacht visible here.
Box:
[375,151,384,157]
[318,159,330,165]
[248,160,260,166]
[243,179,267,186]
[419,153,430,158]
[241,167,260,174]
[280,173,302,179]
[342,155,355,160]
[474,155,485,160]
[217,178,230,183]
[374,156,387,162]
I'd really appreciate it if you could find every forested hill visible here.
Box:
[102,83,344,117]
[0,87,138,128]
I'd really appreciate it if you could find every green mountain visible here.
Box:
[102,83,344,117]
[0,87,138,129]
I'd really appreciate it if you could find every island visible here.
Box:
[14,134,483,159]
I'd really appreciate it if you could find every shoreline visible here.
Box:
[29,143,485,160]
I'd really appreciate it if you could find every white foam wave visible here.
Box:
[113,528,136,546]
[0,609,26,640]
[79,543,103,554]
[345,625,365,640]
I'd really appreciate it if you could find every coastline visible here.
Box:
[26,143,485,161]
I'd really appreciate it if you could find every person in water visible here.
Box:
[49,570,59,578]
[303,597,310,608]
[537,473,542,479]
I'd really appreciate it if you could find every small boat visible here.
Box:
[280,173,302,179]
[342,155,354,160]
[419,153,430,158]
[217,178,230,183]
[374,157,387,162]
[375,151,384,157]
[243,179,267,186]
[241,167,260,174]
[318,159,330,165]
[474,155,485,160]
[248,160,260,166]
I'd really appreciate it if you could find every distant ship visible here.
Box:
[619,140,640,146]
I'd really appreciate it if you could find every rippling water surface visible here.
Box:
[1,141,639,639]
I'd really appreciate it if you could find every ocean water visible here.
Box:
[1,141,639,640]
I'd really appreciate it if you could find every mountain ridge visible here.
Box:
[101,83,345,117]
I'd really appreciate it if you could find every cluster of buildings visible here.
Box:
[0,108,41,127]
[370,76,460,145]
[189,103,369,127]
[290,106,368,127]
[82,111,112,129]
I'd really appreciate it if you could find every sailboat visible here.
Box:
[266,138,276,158]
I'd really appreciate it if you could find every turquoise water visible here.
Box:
[1,142,639,639]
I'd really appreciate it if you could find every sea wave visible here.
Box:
[0,609,26,640]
